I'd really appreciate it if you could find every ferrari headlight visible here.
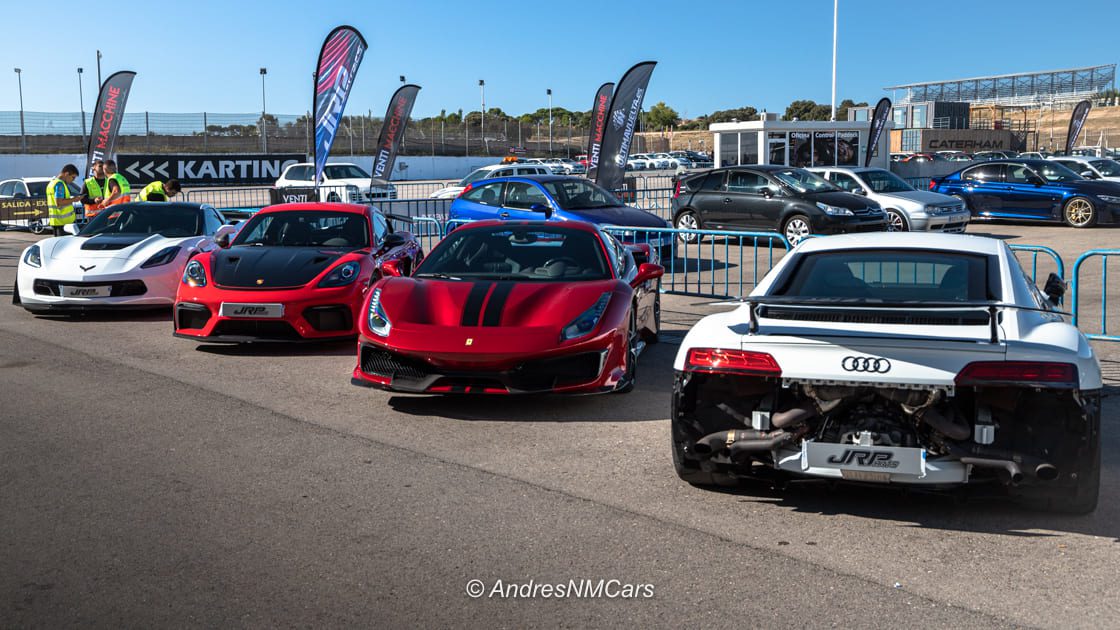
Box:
[560,292,611,341]
[816,202,853,216]
[140,245,181,268]
[367,287,391,336]
[318,261,360,288]
[23,245,41,268]
[183,260,207,287]
[1097,194,1120,204]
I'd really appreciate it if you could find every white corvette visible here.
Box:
[14,202,236,313]
[672,233,1101,513]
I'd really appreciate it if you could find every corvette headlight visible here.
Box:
[1098,194,1120,204]
[23,245,41,268]
[367,287,391,336]
[816,202,853,216]
[140,245,181,268]
[318,261,360,288]
[183,260,207,287]
[561,292,611,341]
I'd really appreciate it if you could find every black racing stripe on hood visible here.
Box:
[461,282,493,327]
[482,282,515,327]
[80,234,151,251]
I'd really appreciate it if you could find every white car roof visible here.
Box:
[794,232,1004,256]
[1049,155,1095,163]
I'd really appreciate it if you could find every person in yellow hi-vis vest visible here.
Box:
[138,179,181,202]
[102,159,132,207]
[79,159,107,220]
[46,164,82,237]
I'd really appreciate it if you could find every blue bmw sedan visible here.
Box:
[931,159,1120,227]
[448,175,670,247]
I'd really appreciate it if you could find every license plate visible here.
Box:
[220,302,284,318]
[804,441,925,477]
[61,285,110,298]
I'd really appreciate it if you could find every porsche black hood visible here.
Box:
[212,246,345,288]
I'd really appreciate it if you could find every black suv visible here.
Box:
[671,165,887,244]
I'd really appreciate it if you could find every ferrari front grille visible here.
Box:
[360,346,431,379]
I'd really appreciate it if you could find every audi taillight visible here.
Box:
[955,361,1078,388]
[685,348,781,376]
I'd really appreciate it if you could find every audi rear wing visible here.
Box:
[737,297,1069,344]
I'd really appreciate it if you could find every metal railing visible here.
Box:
[1072,249,1120,341]
[1009,244,1065,283]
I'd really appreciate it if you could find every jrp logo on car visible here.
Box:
[232,306,268,316]
[826,449,900,468]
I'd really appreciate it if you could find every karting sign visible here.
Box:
[117,154,304,186]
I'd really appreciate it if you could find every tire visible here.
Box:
[1063,196,1097,228]
[951,194,971,212]
[674,210,701,243]
[29,220,46,235]
[641,292,661,345]
[1016,404,1100,514]
[671,420,740,487]
[614,310,639,394]
[782,214,812,246]
[11,281,20,305]
[885,209,909,232]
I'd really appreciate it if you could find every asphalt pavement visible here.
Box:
[1,224,1118,628]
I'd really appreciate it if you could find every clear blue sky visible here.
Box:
[4,0,1117,119]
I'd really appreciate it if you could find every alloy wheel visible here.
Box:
[1065,198,1094,227]
[784,217,811,245]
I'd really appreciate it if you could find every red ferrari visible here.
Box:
[174,202,423,343]
[350,220,664,394]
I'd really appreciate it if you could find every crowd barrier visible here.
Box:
[1072,249,1120,341]
[1008,244,1065,283]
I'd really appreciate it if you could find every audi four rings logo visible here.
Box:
[841,356,891,373]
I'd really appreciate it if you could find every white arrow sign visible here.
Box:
[140,161,155,178]
[126,162,142,179]
[155,162,170,178]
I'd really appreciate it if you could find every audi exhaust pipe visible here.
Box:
[959,457,1024,485]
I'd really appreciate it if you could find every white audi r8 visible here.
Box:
[14,202,236,313]
[672,233,1101,513]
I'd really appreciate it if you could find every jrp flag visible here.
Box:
[86,71,136,178]
[594,62,656,192]
[313,25,367,185]
[864,97,891,168]
[585,82,614,180]
[1065,100,1092,155]
[371,84,421,183]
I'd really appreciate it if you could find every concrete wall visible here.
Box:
[0,154,499,183]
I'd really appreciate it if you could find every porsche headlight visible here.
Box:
[816,202,853,216]
[367,287,391,336]
[182,260,207,287]
[318,261,360,288]
[140,245,181,268]
[23,245,41,268]
[560,292,611,341]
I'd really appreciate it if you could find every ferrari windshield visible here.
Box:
[772,169,839,193]
[80,204,203,237]
[232,211,370,248]
[541,179,623,210]
[862,169,915,193]
[323,165,370,180]
[777,250,993,302]
[415,225,611,282]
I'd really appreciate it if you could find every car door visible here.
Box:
[715,170,777,229]
[500,180,552,221]
[1002,163,1062,220]
[958,164,1004,215]
[451,181,506,220]
[687,170,729,228]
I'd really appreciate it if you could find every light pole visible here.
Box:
[77,67,86,146]
[15,68,26,152]
[479,79,486,155]
[259,67,268,153]
[547,88,552,155]
[96,50,102,88]
[830,0,838,121]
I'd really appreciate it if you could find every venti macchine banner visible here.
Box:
[586,82,614,180]
[371,84,421,183]
[313,25,367,186]
[594,62,656,192]
[1065,100,1091,155]
[864,97,891,168]
[86,71,136,178]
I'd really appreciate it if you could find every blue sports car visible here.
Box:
[448,175,671,247]
[931,159,1120,228]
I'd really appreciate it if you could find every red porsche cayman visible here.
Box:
[174,202,422,343]
[351,220,664,394]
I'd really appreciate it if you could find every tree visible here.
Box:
[783,99,831,121]
[677,106,758,130]
[836,99,868,122]
[646,102,680,131]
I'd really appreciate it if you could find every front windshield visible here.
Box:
[1090,159,1120,177]
[862,169,915,194]
[542,179,622,210]
[323,165,370,180]
[232,211,369,248]
[80,204,202,237]
[772,169,838,193]
[1034,162,1083,182]
[415,225,611,282]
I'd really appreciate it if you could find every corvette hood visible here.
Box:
[564,206,666,228]
[42,233,175,261]
[211,246,347,288]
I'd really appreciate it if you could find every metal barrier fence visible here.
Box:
[1072,249,1120,341]
[1009,244,1065,283]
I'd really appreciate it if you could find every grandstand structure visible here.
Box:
[884,64,1116,109]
